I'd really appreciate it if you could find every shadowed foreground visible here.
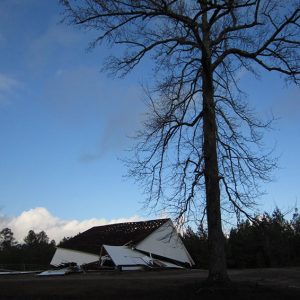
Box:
[0,268,300,299]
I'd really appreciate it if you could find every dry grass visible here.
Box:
[0,268,299,299]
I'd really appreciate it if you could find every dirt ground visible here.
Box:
[0,268,299,300]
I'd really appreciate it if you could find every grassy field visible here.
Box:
[0,268,299,299]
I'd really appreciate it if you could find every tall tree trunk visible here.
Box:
[202,7,229,284]
[202,65,228,283]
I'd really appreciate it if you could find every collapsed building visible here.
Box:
[50,218,194,270]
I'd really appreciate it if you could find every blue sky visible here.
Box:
[0,0,299,241]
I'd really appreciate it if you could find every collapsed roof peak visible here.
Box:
[59,218,171,255]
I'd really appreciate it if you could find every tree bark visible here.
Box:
[202,8,229,284]
[202,61,229,283]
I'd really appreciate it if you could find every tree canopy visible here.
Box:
[183,207,300,268]
[0,229,56,271]
[0,228,16,250]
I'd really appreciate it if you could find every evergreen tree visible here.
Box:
[0,228,16,250]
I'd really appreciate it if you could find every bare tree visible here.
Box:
[61,0,299,283]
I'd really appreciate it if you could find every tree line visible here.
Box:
[182,208,300,269]
[0,229,56,270]
[1,207,299,270]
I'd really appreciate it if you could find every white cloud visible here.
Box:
[27,18,84,71]
[41,66,144,160]
[0,73,19,105]
[0,207,142,243]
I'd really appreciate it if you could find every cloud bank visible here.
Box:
[0,207,142,243]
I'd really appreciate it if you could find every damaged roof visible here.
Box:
[59,218,169,255]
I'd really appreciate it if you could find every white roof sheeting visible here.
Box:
[103,245,148,267]
[38,268,70,276]
[135,219,194,266]
[103,245,183,269]
[50,247,99,266]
